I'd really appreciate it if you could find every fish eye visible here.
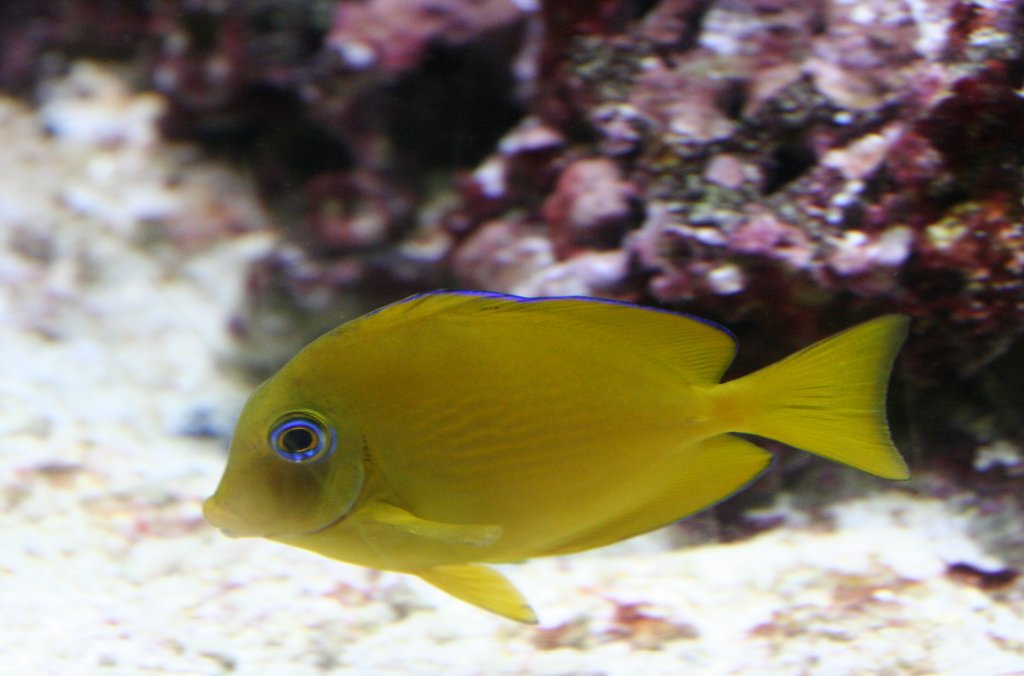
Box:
[268,412,335,463]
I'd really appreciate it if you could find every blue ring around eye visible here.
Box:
[269,413,336,463]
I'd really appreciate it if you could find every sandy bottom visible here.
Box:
[1,62,1022,675]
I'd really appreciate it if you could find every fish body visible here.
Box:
[204,291,909,623]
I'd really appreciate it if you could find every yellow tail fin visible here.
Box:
[724,315,910,480]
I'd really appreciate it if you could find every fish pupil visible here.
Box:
[283,427,316,452]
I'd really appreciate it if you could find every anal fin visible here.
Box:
[415,564,538,624]
[542,434,772,556]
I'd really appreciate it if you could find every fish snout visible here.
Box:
[202,496,265,538]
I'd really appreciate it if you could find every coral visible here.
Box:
[541,157,639,255]
[304,169,415,253]
[0,2,150,90]
[914,63,1024,200]
[325,0,527,75]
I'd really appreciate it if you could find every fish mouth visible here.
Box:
[202,497,268,538]
[202,496,345,539]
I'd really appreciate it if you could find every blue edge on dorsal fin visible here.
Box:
[382,289,737,347]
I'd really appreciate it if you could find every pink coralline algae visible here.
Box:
[542,157,639,256]
[326,0,528,75]
[304,170,415,254]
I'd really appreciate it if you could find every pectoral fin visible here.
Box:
[364,502,502,546]
[415,564,538,624]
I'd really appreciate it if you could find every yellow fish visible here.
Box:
[204,291,909,623]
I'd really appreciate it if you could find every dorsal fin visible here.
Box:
[342,290,736,384]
